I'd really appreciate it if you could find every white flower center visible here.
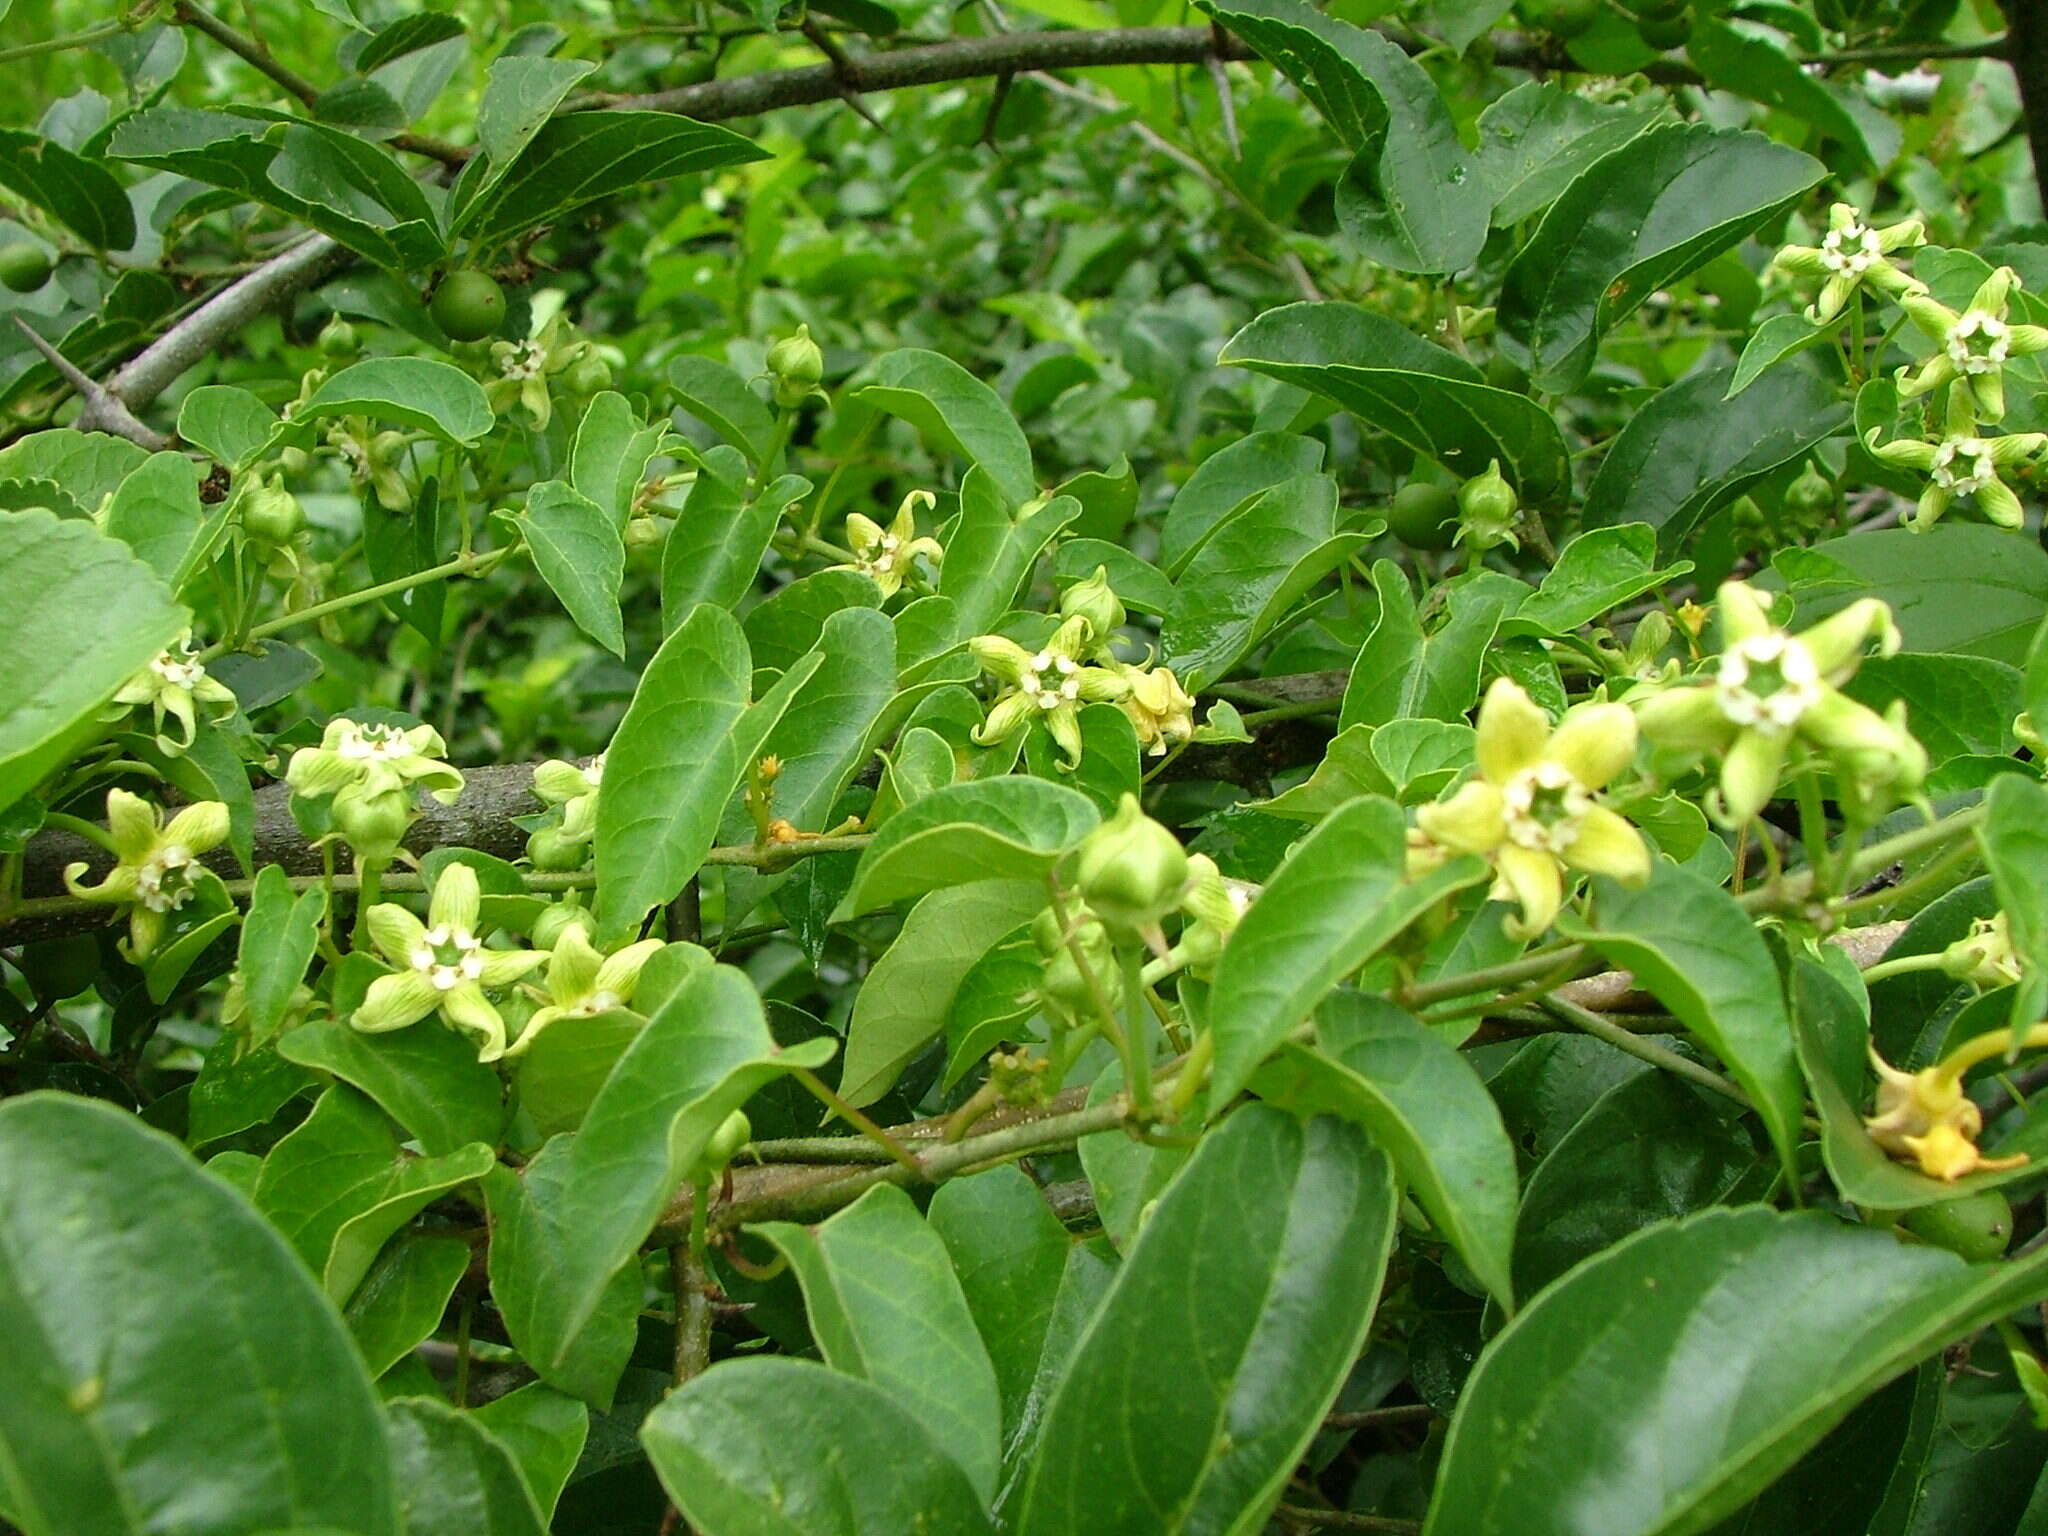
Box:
[1716,633,1822,734]
[410,923,484,990]
[136,844,197,913]
[1947,310,2011,374]
[583,753,605,790]
[1820,223,1882,278]
[1932,437,1997,496]
[571,988,624,1018]
[150,649,206,690]
[501,340,547,380]
[1020,651,1080,711]
[1501,761,1591,853]
[336,722,413,761]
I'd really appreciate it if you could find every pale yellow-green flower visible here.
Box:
[488,315,596,430]
[834,491,941,600]
[63,789,230,960]
[1415,678,1649,940]
[287,718,465,806]
[1943,913,2024,991]
[107,632,237,755]
[1865,1029,2041,1182]
[1865,385,2046,531]
[970,615,1130,767]
[326,416,414,512]
[1895,264,2048,422]
[1772,203,1926,325]
[352,863,546,1063]
[505,921,664,1057]
[1117,662,1196,758]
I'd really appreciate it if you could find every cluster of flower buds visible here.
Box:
[285,718,465,869]
[1410,678,1650,939]
[488,314,610,430]
[1867,380,2047,532]
[63,789,231,959]
[105,632,236,757]
[1632,581,1923,826]
[352,863,545,1063]
[527,754,603,871]
[832,490,942,600]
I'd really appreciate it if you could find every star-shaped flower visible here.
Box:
[1866,1036,2035,1182]
[1895,264,2048,421]
[834,491,942,600]
[108,632,237,755]
[1414,678,1650,940]
[63,789,230,959]
[352,863,547,1063]
[1865,386,2047,531]
[1116,663,1196,757]
[505,921,664,1057]
[286,718,465,807]
[1772,203,1926,325]
[970,615,1131,766]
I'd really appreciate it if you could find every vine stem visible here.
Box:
[197,544,519,657]
[0,17,133,64]
[1541,994,1753,1110]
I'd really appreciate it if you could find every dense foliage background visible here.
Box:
[5,0,2048,1531]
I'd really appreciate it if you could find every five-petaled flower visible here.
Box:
[287,718,466,807]
[63,789,230,959]
[1117,662,1197,758]
[834,491,942,599]
[532,753,604,848]
[1866,380,2047,531]
[1866,1031,2040,1182]
[108,632,236,755]
[1633,582,1920,825]
[1772,203,1926,325]
[1413,678,1650,940]
[1895,264,2048,422]
[1943,913,2025,990]
[506,920,664,1057]
[970,615,1131,767]
[353,863,547,1062]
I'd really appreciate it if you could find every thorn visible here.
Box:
[10,316,173,453]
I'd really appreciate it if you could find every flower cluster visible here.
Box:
[63,789,230,959]
[326,416,414,512]
[832,491,941,600]
[353,863,546,1063]
[1896,265,2048,422]
[1632,582,1921,825]
[488,315,608,430]
[1410,678,1650,939]
[1866,383,2047,532]
[285,718,464,868]
[1772,203,1926,325]
[527,754,603,870]
[106,633,236,755]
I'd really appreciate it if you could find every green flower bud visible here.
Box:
[688,1109,753,1182]
[1784,462,1839,522]
[624,514,665,551]
[565,355,613,395]
[527,825,588,871]
[332,789,414,867]
[243,476,305,544]
[1058,565,1125,645]
[766,325,825,408]
[1038,928,1121,1023]
[1072,794,1189,938]
[317,316,359,359]
[531,898,592,951]
[1625,610,1675,674]
[1457,460,1520,552]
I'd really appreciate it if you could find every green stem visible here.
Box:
[0,17,132,64]
[792,1067,925,1175]
[1740,804,1985,916]
[1121,944,1156,1119]
[1541,994,1753,1110]
[351,863,383,949]
[40,813,118,854]
[1394,942,1588,1010]
[1238,697,1342,728]
[1860,953,1951,985]
[202,545,517,657]
[751,406,798,501]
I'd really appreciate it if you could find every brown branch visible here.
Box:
[2000,3,2048,212]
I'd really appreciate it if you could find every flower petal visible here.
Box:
[285,746,359,800]
[1495,844,1565,940]
[546,923,604,1003]
[1563,806,1651,883]
[440,984,508,1062]
[105,789,160,862]
[429,862,482,936]
[1633,685,1736,756]
[1476,678,1549,785]
[1545,703,1637,791]
[1718,728,1789,824]
[354,969,440,1033]
[595,938,666,1000]
[477,947,548,989]
[163,801,230,855]
[366,902,428,965]
[1416,780,1506,856]
[1716,582,1775,646]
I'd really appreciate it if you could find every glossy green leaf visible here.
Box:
[840,777,1098,916]
[1842,653,2020,766]
[345,1232,469,1379]
[643,1358,995,1535]
[1727,312,1829,398]
[0,129,135,249]
[1161,473,1370,691]
[448,54,597,222]
[301,357,495,444]
[1473,81,1666,228]
[667,355,779,466]
[1078,1062,1191,1250]
[742,568,884,678]
[0,429,149,517]
[1780,525,2048,667]
[487,964,834,1380]
[187,1038,315,1146]
[595,605,820,941]
[471,1385,589,1523]
[1340,565,1528,731]
[854,350,1038,510]
[1686,19,1872,167]
[1562,861,1805,1184]
[840,879,1047,1107]
[938,469,1077,641]
[1583,365,1849,555]
[1208,796,1488,1112]
[1200,0,1486,273]
[660,447,803,628]
[1426,1207,2048,1536]
[568,391,666,530]
[279,1016,506,1157]
[1221,304,1571,505]
[177,385,279,470]
[235,866,327,1047]
[758,1184,1003,1499]
[942,921,1042,1087]
[0,1093,397,1536]
[0,510,185,816]
[101,453,205,589]
[385,1397,546,1536]
[453,110,768,246]
[1503,524,1693,637]
[1251,990,1519,1306]
[1497,124,1824,390]
[1980,774,2048,1032]
[522,480,624,657]
[1013,1105,1398,1534]
[1158,430,1325,576]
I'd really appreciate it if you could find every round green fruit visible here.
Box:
[1516,0,1603,38]
[430,270,507,342]
[1387,481,1461,550]
[0,242,53,293]
[1903,1189,2013,1262]
[1636,11,1693,47]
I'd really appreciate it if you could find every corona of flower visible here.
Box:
[1633,582,1918,824]
[108,633,236,754]
[1865,386,2046,531]
[970,615,1130,766]
[353,863,547,1063]
[1414,679,1650,939]
[63,789,230,959]
[1895,264,2048,421]
[1772,204,1925,325]
[833,491,941,599]
[506,921,664,1056]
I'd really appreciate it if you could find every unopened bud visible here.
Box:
[565,355,612,395]
[531,900,592,951]
[766,325,825,408]
[1058,565,1125,645]
[332,789,414,866]
[1457,460,1519,552]
[1942,913,2024,990]
[243,476,305,544]
[527,825,587,871]
[1072,794,1189,938]
[317,316,359,359]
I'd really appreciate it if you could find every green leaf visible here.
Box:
[595,605,820,941]
[758,1185,1004,1499]
[2027,613,2048,740]
[448,54,596,224]
[660,447,801,628]
[1503,523,1693,637]
[1013,1105,1398,1535]
[840,880,1048,1107]
[1162,473,1370,691]
[1079,1062,1191,1251]
[1425,1207,2048,1536]
[253,1085,494,1302]
[177,385,280,469]
[0,129,136,250]
[1158,430,1325,576]
[301,357,495,444]
[1779,525,2048,667]
[1340,565,1529,731]
[0,1093,397,1535]
[522,480,624,657]
[1561,862,1805,1183]
[853,350,1038,510]
[1050,540,1174,617]
[345,1232,470,1379]
[943,921,1042,1088]
[1686,19,1873,167]
[453,110,769,248]
[1199,0,1486,273]
[512,1006,647,1140]
[1473,81,1666,228]
[470,1385,589,1523]
[927,1166,1073,1446]
[101,449,205,591]
[279,1016,507,1158]
[1251,991,1520,1307]
[743,568,884,679]
[1221,304,1572,506]
[667,355,778,466]
[188,1038,315,1146]
[0,429,149,517]
[939,470,1079,641]
[235,866,327,1046]
[1727,312,1830,398]
[1982,775,2048,1032]
[0,509,184,815]
[642,1358,995,1535]
[1842,653,2020,766]
[486,964,834,1380]
[385,1397,547,1536]
[1208,797,1488,1110]
[355,11,466,71]
[569,390,667,530]
[840,778,1099,916]
[1497,124,1824,391]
